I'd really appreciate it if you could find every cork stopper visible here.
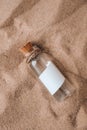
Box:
[19,42,33,57]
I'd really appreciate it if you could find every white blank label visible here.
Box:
[39,61,65,95]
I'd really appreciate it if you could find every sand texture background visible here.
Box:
[0,0,87,130]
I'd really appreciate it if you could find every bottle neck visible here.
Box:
[26,45,42,63]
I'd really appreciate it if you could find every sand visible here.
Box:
[0,0,87,130]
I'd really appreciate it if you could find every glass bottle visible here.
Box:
[20,42,74,101]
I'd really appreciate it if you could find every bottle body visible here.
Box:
[29,52,74,101]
